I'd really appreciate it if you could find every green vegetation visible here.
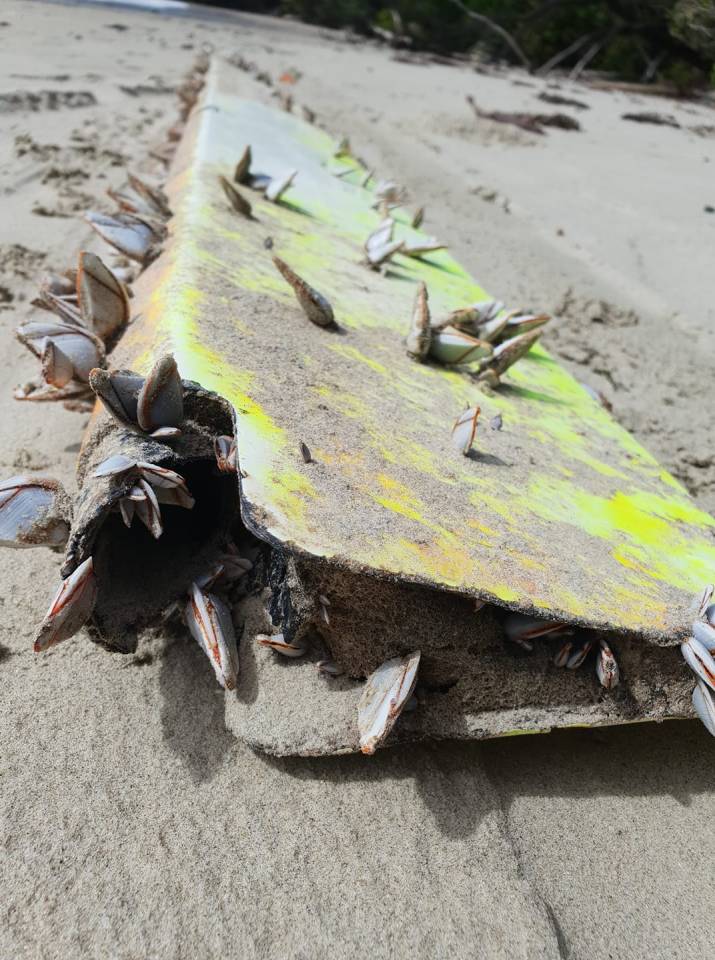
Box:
[273,0,715,89]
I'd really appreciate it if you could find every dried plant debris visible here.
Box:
[466,95,581,134]
[622,112,680,128]
[0,90,97,114]
[537,92,589,111]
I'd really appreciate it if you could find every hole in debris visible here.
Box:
[91,459,240,651]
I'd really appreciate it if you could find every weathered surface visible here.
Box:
[117,61,715,645]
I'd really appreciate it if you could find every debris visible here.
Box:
[622,112,680,128]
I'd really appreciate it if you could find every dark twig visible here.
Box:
[569,26,619,80]
[448,0,531,70]
[537,33,593,75]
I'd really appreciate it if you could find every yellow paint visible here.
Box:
[118,76,715,637]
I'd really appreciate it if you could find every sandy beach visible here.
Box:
[1,2,714,957]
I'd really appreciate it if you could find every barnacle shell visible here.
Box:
[451,406,480,455]
[219,175,253,219]
[272,255,334,328]
[693,680,715,737]
[186,583,239,689]
[84,210,159,263]
[357,652,420,755]
[137,355,183,433]
[0,476,71,549]
[34,556,97,652]
[77,251,130,342]
[405,281,431,361]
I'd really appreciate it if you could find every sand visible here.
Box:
[1,2,714,958]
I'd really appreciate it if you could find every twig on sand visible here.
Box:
[466,95,581,134]
[537,91,589,111]
[622,111,681,128]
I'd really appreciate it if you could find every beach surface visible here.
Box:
[1,2,714,958]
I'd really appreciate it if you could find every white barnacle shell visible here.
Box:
[692,620,715,654]
[401,238,447,259]
[256,633,307,658]
[0,476,70,549]
[215,435,237,474]
[682,636,715,693]
[41,340,75,388]
[553,640,573,667]
[504,613,566,642]
[13,379,91,405]
[451,405,480,455]
[503,312,550,337]
[365,238,404,269]
[477,313,509,343]
[596,638,619,689]
[186,583,239,690]
[265,169,297,203]
[127,172,171,219]
[566,640,593,670]
[18,319,105,384]
[137,355,183,434]
[77,251,130,343]
[34,289,83,326]
[373,179,405,205]
[430,328,492,366]
[84,210,159,263]
[364,217,394,256]
[695,583,714,619]
[472,299,504,323]
[357,651,420,755]
[88,368,144,427]
[93,454,137,479]
[153,485,195,510]
[33,556,97,653]
[133,479,163,539]
[692,680,715,737]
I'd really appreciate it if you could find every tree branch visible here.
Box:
[537,32,594,75]
[568,24,620,80]
[447,0,532,70]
